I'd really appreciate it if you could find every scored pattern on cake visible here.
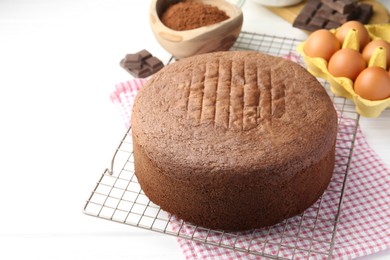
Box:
[176,58,287,131]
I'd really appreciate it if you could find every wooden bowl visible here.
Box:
[149,0,243,59]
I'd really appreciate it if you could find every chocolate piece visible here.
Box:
[120,50,164,78]
[293,0,373,31]
[138,49,152,60]
[355,3,374,24]
[322,0,358,14]
[123,53,142,69]
[144,56,164,71]
[125,53,141,63]
[130,65,153,78]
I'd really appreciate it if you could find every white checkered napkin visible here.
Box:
[110,78,147,128]
[111,79,390,259]
[332,125,390,258]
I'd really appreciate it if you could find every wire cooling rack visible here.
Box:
[83,31,360,259]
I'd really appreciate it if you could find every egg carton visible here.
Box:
[297,24,390,117]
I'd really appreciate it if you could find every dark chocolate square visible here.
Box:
[137,49,152,60]
[145,56,164,70]
[125,53,141,63]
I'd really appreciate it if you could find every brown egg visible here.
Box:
[354,67,390,101]
[303,29,340,61]
[328,48,366,81]
[362,39,390,67]
[335,21,370,50]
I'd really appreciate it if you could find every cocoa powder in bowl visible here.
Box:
[161,0,230,31]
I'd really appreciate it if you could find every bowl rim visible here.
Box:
[150,0,243,36]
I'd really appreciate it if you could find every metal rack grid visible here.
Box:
[83,31,360,259]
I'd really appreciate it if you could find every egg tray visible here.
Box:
[297,23,390,118]
[83,31,361,259]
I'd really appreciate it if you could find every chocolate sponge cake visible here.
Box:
[131,51,338,231]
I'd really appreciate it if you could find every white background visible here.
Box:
[0,0,389,259]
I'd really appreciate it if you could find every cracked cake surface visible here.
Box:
[131,51,338,231]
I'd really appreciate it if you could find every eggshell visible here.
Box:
[328,48,366,81]
[362,39,390,68]
[354,67,390,101]
[303,29,340,61]
[335,21,370,50]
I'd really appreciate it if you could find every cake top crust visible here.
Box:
[132,51,338,178]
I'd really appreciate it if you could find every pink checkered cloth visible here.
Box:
[110,79,390,259]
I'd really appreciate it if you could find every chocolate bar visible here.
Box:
[293,0,331,31]
[120,50,164,78]
[293,0,373,31]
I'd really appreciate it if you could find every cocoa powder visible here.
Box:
[161,0,230,31]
